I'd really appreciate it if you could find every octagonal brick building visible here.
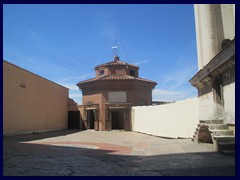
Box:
[77,56,157,131]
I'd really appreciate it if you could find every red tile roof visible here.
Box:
[100,74,135,80]
[95,60,139,69]
[77,74,157,85]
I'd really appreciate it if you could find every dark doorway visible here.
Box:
[111,110,123,129]
[215,77,223,102]
[214,76,224,118]
[87,110,95,129]
[68,111,80,129]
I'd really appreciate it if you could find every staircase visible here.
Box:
[192,119,235,154]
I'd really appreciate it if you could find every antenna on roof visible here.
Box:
[112,24,118,58]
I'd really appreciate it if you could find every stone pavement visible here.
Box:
[3,130,235,176]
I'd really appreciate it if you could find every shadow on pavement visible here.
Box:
[3,129,83,142]
[3,131,235,176]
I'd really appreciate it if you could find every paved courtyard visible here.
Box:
[3,130,235,176]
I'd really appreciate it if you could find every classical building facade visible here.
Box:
[190,4,235,124]
[77,56,157,131]
[189,4,235,148]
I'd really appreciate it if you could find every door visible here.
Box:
[111,110,123,129]
[68,111,80,129]
[87,110,95,129]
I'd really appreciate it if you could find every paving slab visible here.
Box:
[3,130,235,176]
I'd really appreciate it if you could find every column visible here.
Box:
[220,4,235,40]
[194,4,218,69]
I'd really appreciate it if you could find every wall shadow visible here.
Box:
[3,133,235,176]
[3,129,84,142]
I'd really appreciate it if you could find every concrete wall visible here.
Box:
[3,60,69,135]
[132,97,199,138]
[198,92,216,120]
[223,83,235,124]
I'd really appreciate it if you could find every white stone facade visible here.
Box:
[191,4,235,125]
[194,4,235,69]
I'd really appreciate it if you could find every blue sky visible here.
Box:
[3,4,198,104]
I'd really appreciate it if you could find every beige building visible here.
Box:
[190,4,235,152]
[3,60,69,135]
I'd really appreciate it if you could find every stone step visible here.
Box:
[212,135,235,142]
[200,120,224,124]
[196,124,228,132]
[197,124,208,128]
[192,134,198,142]
[218,142,235,151]
[212,135,235,151]
[210,130,233,136]
[207,124,229,130]
[220,150,235,155]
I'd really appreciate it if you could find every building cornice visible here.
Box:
[189,38,235,87]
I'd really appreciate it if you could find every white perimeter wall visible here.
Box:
[223,83,235,124]
[132,97,199,138]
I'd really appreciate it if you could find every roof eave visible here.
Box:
[189,38,235,87]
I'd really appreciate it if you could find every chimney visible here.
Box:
[114,56,119,62]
